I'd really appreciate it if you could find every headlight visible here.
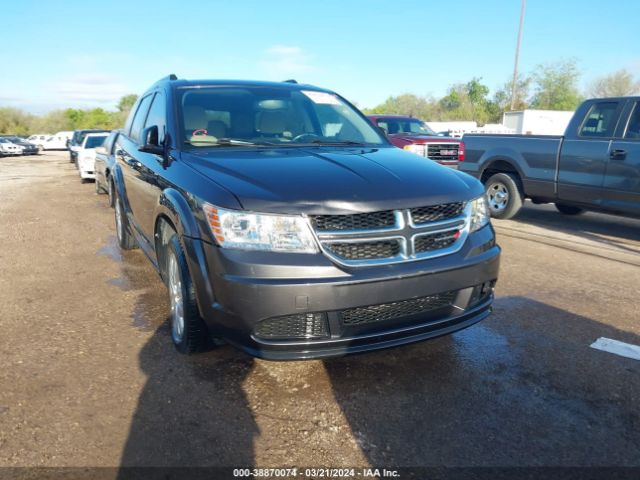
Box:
[469,195,490,232]
[403,144,426,156]
[203,204,318,253]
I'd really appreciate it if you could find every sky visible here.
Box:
[1,0,639,114]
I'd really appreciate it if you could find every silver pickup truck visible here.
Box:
[459,97,640,219]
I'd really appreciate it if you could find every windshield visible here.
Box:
[377,118,436,136]
[179,86,386,147]
[84,136,107,149]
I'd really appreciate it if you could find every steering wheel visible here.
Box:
[291,133,321,143]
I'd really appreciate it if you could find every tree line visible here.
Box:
[1,60,639,135]
[363,60,640,125]
[0,94,138,136]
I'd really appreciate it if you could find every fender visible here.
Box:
[153,188,217,316]
[477,147,527,181]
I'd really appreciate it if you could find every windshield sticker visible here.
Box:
[302,90,341,105]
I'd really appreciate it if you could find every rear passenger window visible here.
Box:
[624,102,640,140]
[579,102,619,137]
[129,95,153,143]
[144,93,166,143]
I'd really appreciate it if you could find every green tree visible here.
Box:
[117,94,138,113]
[494,75,531,112]
[588,69,640,97]
[530,59,583,110]
[0,108,34,135]
[439,78,499,124]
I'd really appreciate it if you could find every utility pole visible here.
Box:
[510,0,526,111]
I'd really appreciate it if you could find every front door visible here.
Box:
[603,100,640,215]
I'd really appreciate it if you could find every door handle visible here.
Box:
[610,149,627,160]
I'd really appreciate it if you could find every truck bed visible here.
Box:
[461,133,563,199]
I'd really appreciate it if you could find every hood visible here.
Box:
[183,146,482,215]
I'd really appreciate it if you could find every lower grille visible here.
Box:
[254,313,329,340]
[427,143,460,162]
[415,230,459,253]
[326,240,401,260]
[341,291,457,326]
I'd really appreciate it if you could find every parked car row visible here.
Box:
[27,131,73,151]
[70,75,500,360]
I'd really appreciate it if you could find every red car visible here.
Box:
[368,115,464,167]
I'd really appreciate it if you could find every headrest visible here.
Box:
[257,110,287,135]
[184,105,207,130]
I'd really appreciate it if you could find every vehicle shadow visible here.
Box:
[507,203,640,249]
[108,246,258,476]
[323,296,640,467]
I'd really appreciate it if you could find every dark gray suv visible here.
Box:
[112,75,500,359]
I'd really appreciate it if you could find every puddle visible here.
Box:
[96,235,122,262]
[131,303,155,330]
[107,277,134,291]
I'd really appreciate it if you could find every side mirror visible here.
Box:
[376,126,388,137]
[139,125,164,155]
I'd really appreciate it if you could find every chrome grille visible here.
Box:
[410,202,464,224]
[311,210,396,231]
[427,143,460,162]
[326,240,401,260]
[341,291,457,326]
[311,203,470,266]
[415,230,459,253]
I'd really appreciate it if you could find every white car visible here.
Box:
[26,134,50,151]
[0,138,23,156]
[77,133,109,182]
[40,131,73,151]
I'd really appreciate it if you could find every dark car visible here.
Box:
[367,115,464,166]
[94,130,120,206]
[460,97,640,219]
[112,75,500,360]
[0,135,39,155]
[68,129,110,165]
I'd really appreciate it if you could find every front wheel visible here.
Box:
[107,177,115,208]
[114,188,137,250]
[485,172,524,219]
[165,234,210,354]
[555,203,585,215]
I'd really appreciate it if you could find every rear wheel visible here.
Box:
[485,172,524,219]
[165,233,210,354]
[555,203,585,215]
[114,188,137,250]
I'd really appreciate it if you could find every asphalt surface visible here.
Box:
[0,152,639,474]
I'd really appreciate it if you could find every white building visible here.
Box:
[502,109,574,135]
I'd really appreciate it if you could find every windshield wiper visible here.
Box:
[309,140,366,146]
[186,137,257,147]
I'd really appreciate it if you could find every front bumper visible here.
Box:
[189,224,500,360]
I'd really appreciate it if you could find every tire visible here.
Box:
[165,233,210,354]
[37,145,44,153]
[484,172,524,219]
[114,188,137,250]
[555,203,585,215]
[107,177,115,208]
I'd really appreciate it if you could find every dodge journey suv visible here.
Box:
[112,75,500,359]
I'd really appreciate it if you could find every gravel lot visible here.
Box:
[0,152,639,474]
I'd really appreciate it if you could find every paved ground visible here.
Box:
[0,152,639,473]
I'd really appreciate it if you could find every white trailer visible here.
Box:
[502,109,574,135]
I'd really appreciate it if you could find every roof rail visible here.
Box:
[283,79,297,84]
